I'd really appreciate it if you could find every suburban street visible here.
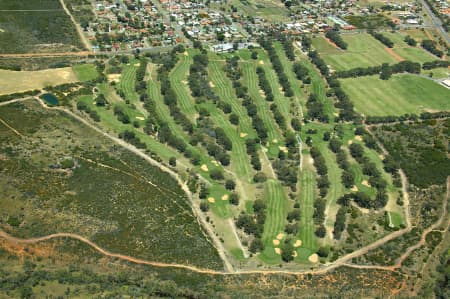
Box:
[420,0,450,44]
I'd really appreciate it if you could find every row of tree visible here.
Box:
[259,38,294,97]
[335,60,421,79]
[369,31,394,48]
[325,29,348,50]
[421,40,444,58]
[235,200,267,253]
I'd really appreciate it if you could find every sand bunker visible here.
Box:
[351,185,359,192]
[361,180,371,187]
[240,132,248,138]
[134,63,140,67]
[292,251,298,257]
[183,51,189,56]
[276,233,284,240]
[207,197,215,203]
[279,146,288,153]
[181,80,188,84]
[274,247,281,254]
[107,74,121,82]
[348,140,353,145]
[209,81,216,88]
[211,160,219,166]
[259,60,264,65]
[272,139,278,143]
[201,164,209,172]
[355,135,363,141]
[293,240,302,247]
[308,253,319,263]
[0,28,4,33]
[221,194,229,201]
[135,116,145,120]
[273,239,280,246]
[379,154,385,160]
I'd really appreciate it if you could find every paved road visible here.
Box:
[420,0,450,44]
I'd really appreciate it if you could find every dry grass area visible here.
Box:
[0,67,78,95]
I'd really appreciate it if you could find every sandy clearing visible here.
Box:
[308,253,319,263]
[293,240,302,247]
[276,233,284,240]
[207,197,215,203]
[221,194,229,201]
[273,239,280,246]
[0,68,78,95]
[274,247,281,254]
[201,164,209,172]
[240,132,248,138]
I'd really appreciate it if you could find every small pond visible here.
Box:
[41,93,59,106]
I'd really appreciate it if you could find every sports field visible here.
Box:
[315,33,397,71]
[340,74,450,116]
[0,68,78,95]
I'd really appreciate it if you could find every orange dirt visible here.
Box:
[0,51,92,58]
[385,48,404,62]
[324,37,341,50]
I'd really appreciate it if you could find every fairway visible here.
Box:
[392,47,437,63]
[340,74,450,116]
[259,179,288,264]
[0,68,78,95]
[316,33,398,71]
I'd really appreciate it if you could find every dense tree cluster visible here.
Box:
[369,31,394,48]
[236,199,267,253]
[76,100,100,122]
[421,40,443,58]
[293,62,311,84]
[404,35,417,46]
[306,93,328,122]
[365,111,450,124]
[325,29,348,50]
[310,146,329,197]
[119,130,146,149]
[259,38,294,97]
[333,205,348,240]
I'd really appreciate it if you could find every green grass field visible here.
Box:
[72,64,98,82]
[393,47,437,63]
[170,54,198,119]
[340,74,450,116]
[296,157,318,261]
[259,179,288,264]
[315,33,398,71]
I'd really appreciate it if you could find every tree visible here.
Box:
[225,179,236,190]
[169,157,177,167]
[229,193,239,205]
[329,138,342,153]
[210,169,224,180]
[249,238,264,253]
[281,242,295,262]
[380,63,392,80]
[341,170,355,188]
[200,202,209,212]
[251,51,258,60]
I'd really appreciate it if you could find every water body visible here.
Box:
[41,93,59,106]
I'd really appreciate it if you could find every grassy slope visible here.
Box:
[340,74,450,116]
[259,179,288,264]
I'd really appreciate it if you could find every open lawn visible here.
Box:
[316,33,398,71]
[0,68,77,95]
[392,47,437,63]
[72,64,98,82]
[170,54,198,119]
[340,74,450,116]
